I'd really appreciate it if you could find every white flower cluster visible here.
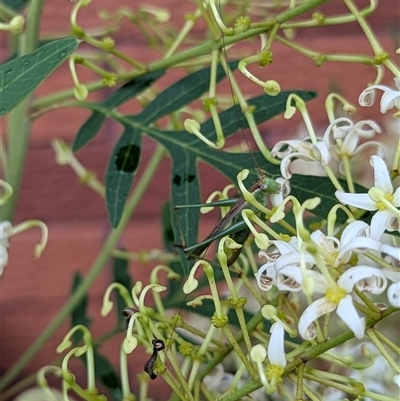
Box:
[249,80,400,393]
[256,220,399,339]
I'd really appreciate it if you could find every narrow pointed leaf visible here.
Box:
[202,90,317,137]
[137,61,239,124]
[81,89,316,251]
[290,174,368,219]
[112,253,133,328]
[72,70,165,152]
[91,350,122,400]
[70,272,91,344]
[2,0,29,12]
[105,125,142,228]
[0,37,79,116]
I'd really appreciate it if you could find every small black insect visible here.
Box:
[143,339,165,380]
[121,306,138,329]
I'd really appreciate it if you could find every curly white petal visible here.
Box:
[380,88,400,113]
[338,266,387,294]
[387,282,400,307]
[336,295,365,339]
[340,221,370,247]
[340,130,360,155]
[255,263,276,291]
[270,239,297,255]
[393,374,400,388]
[382,268,400,282]
[298,297,336,340]
[268,321,286,368]
[274,252,315,271]
[336,237,381,266]
[353,120,381,138]
[323,117,353,142]
[313,142,331,166]
[358,87,375,107]
[311,230,339,254]
[370,209,394,239]
[271,139,313,159]
[275,265,302,292]
[352,141,387,161]
[380,244,400,262]
[370,155,393,194]
[335,191,377,210]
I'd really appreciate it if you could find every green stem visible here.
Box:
[31,0,333,112]
[342,0,383,55]
[215,307,398,401]
[0,3,18,20]
[3,0,45,221]
[0,144,166,391]
[372,328,400,355]
[367,328,400,373]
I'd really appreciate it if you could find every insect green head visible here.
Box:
[259,174,280,194]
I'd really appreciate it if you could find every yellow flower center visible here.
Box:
[266,364,284,385]
[325,286,347,304]
[376,194,393,210]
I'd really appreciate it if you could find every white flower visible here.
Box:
[256,222,381,295]
[298,265,387,340]
[250,321,287,394]
[271,138,331,179]
[322,118,385,175]
[256,238,315,292]
[382,268,400,308]
[359,78,400,114]
[335,155,400,239]
[267,321,286,369]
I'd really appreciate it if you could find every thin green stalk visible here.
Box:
[0,3,18,20]
[3,0,45,221]
[215,307,398,401]
[367,328,400,373]
[0,145,166,391]
[372,328,400,355]
[31,0,333,112]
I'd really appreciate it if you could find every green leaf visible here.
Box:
[72,112,107,152]
[78,79,315,250]
[137,61,239,124]
[72,62,236,153]
[72,70,165,152]
[2,0,29,12]
[91,349,122,401]
[71,272,91,344]
[112,253,133,328]
[290,174,368,222]
[105,125,142,228]
[141,90,316,271]
[0,37,79,116]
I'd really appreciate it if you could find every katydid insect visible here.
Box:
[175,171,280,265]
